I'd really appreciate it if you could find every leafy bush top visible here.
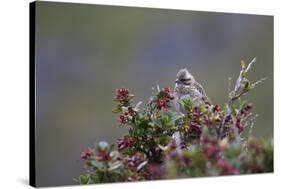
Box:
[76,58,273,185]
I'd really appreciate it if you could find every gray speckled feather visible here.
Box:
[174,68,211,113]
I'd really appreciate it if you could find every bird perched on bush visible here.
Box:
[174,68,211,114]
[172,68,211,147]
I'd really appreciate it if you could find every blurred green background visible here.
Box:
[34,1,273,186]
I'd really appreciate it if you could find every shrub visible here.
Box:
[76,58,273,184]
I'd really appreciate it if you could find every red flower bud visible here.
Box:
[163,87,171,94]
[217,159,239,175]
[81,147,92,160]
[190,122,202,136]
[213,105,221,112]
[156,98,168,110]
[119,114,127,124]
[95,150,111,161]
[117,136,136,151]
[115,88,132,102]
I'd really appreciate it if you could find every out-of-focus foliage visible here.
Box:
[76,58,273,184]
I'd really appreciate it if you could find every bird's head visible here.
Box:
[174,68,195,92]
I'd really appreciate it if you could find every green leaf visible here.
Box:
[109,151,120,161]
[112,105,122,113]
[180,97,193,110]
[79,175,90,185]
[154,119,162,128]
[162,113,171,125]
[108,161,122,171]
[241,60,247,78]
[199,104,207,113]
[223,144,241,159]
[91,160,104,169]
[171,111,183,123]
[127,94,135,100]
[239,100,247,110]
[109,143,115,151]
[129,128,133,136]
[243,79,251,91]
[241,60,246,70]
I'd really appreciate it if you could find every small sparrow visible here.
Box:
[172,68,211,147]
[174,68,211,114]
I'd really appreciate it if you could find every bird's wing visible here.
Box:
[194,81,211,104]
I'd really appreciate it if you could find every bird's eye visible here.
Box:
[180,78,191,82]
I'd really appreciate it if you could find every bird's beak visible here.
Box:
[175,79,179,84]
